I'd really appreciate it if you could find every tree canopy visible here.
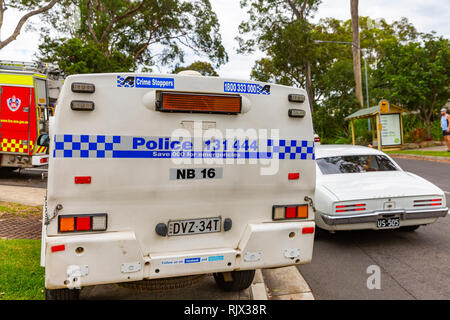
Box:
[38,0,227,74]
[172,61,218,76]
[236,2,442,141]
[374,34,450,138]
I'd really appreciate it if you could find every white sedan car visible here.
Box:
[314,145,448,232]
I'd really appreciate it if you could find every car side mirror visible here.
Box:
[37,134,50,147]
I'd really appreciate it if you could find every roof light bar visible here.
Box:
[288,109,306,118]
[71,100,95,111]
[71,82,95,93]
[288,94,305,103]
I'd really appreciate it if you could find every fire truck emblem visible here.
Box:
[7,96,21,112]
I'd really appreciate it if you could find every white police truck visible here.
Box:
[42,71,316,299]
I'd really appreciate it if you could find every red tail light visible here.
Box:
[288,172,300,180]
[58,214,107,233]
[302,227,315,234]
[75,176,92,184]
[314,136,320,143]
[335,203,366,213]
[76,216,92,231]
[51,245,65,252]
[273,205,309,220]
[413,199,442,207]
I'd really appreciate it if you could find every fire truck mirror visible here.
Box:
[37,134,50,147]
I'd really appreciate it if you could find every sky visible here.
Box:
[0,0,448,80]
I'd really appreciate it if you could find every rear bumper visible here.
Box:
[0,153,48,167]
[44,221,315,289]
[320,207,448,226]
[31,155,49,166]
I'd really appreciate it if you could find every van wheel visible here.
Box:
[400,225,421,232]
[213,270,255,292]
[45,288,80,300]
[116,274,206,291]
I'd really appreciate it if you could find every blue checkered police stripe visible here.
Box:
[53,135,315,160]
[116,76,134,88]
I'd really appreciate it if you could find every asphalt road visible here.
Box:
[298,158,450,300]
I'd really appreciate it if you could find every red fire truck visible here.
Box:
[0,61,53,170]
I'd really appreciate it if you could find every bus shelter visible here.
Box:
[345,100,407,151]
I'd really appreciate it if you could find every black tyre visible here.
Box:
[116,274,206,292]
[314,226,328,238]
[213,270,255,292]
[400,225,421,232]
[45,288,80,300]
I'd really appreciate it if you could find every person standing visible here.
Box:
[441,108,450,151]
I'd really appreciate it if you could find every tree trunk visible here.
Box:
[0,0,5,40]
[425,116,431,140]
[424,89,438,140]
[305,61,313,112]
[350,0,363,107]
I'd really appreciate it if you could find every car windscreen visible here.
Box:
[316,155,398,174]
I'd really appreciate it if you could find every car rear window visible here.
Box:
[316,155,398,174]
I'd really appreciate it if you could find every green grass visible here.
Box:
[0,201,42,218]
[0,239,45,300]
[386,150,450,158]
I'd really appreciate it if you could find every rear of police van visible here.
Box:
[42,73,316,297]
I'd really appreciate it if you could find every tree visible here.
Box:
[350,0,363,107]
[237,0,322,107]
[38,37,135,74]
[245,16,421,142]
[0,0,59,50]
[172,61,218,76]
[374,34,450,139]
[38,0,227,74]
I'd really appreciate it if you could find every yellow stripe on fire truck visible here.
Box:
[0,138,29,153]
[0,139,47,154]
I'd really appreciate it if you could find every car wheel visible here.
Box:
[45,288,80,300]
[213,270,255,292]
[400,225,421,232]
